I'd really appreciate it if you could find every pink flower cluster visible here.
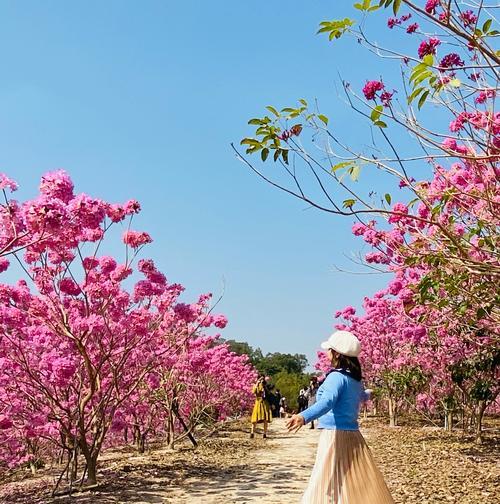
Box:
[362,80,385,100]
[425,0,440,14]
[418,37,441,58]
[439,53,464,69]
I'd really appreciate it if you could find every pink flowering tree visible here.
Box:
[237,0,498,328]
[0,172,254,490]
[238,1,498,441]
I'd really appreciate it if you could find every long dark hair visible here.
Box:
[333,353,363,382]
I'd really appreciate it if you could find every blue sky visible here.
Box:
[0,1,425,366]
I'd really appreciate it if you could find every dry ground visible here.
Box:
[0,417,498,503]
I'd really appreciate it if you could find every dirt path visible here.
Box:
[164,418,317,503]
[2,418,498,503]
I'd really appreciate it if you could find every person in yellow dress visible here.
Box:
[250,375,272,438]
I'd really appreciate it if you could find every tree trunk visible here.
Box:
[475,400,487,444]
[444,408,453,432]
[388,397,397,427]
[86,455,98,485]
[79,438,98,485]
[166,412,175,449]
[70,449,78,482]
[137,432,146,453]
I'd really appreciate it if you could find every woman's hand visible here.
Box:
[285,414,305,433]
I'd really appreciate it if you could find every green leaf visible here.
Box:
[342,198,356,209]
[385,193,392,205]
[281,149,289,165]
[261,148,269,162]
[409,64,427,83]
[422,54,434,66]
[318,114,329,125]
[483,19,492,33]
[354,3,364,10]
[273,149,280,162]
[240,138,261,147]
[408,86,424,104]
[370,105,383,122]
[248,118,262,125]
[331,161,353,172]
[393,0,401,15]
[417,90,429,110]
[374,120,387,128]
[413,70,433,86]
[317,18,355,41]
[299,99,308,107]
[266,105,280,117]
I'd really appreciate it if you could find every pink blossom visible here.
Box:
[438,11,449,22]
[362,80,384,100]
[380,91,394,107]
[406,23,419,34]
[439,53,464,69]
[0,174,18,192]
[100,256,117,274]
[365,252,390,264]
[388,280,403,295]
[388,202,409,224]
[122,230,153,248]
[59,278,81,296]
[418,37,441,59]
[0,258,9,273]
[111,264,133,282]
[387,17,401,29]
[460,10,478,27]
[124,199,141,215]
[212,314,228,328]
[442,138,457,151]
[352,222,367,236]
[39,170,74,203]
[425,0,439,14]
[475,89,496,104]
[399,177,415,188]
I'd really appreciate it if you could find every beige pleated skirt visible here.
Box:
[301,429,394,504]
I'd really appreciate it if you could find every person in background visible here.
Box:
[250,375,272,438]
[286,331,394,503]
[279,395,288,418]
[305,377,319,429]
[273,388,282,418]
[297,388,308,413]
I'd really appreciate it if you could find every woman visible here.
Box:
[250,375,272,438]
[305,377,319,429]
[286,330,394,504]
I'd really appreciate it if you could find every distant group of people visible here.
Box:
[250,330,394,503]
[298,377,319,428]
[250,375,320,438]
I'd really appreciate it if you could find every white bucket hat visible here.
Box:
[320,330,361,357]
